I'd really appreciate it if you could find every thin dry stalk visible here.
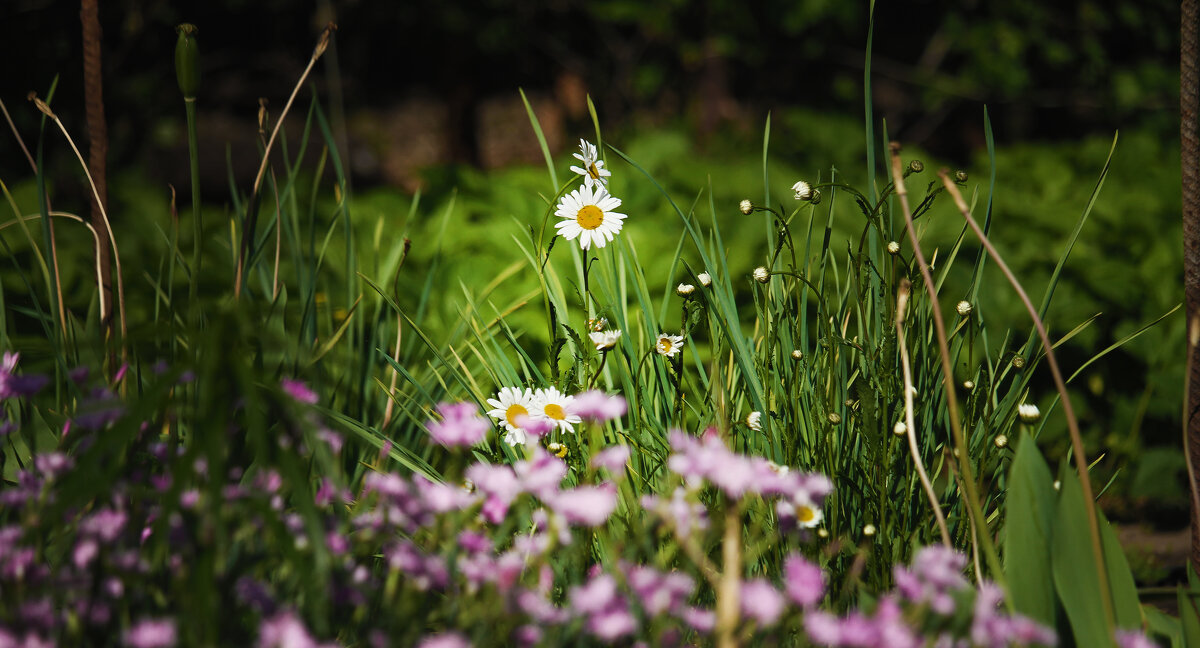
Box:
[235,23,336,298]
[938,169,1115,630]
[31,95,128,365]
[895,279,952,547]
[715,501,742,648]
[887,142,1005,587]
[0,97,67,338]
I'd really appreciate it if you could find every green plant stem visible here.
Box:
[887,143,1005,588]
[185,97,202,324]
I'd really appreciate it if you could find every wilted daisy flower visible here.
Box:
[1018,403,1041,423]
[746,411,762,432]
[589,329,622,351]
[792,180,812,200]
[697,272,712,287]
[569,139,611,188]
[654,333,684,357]
[753,267,770,283]
[554,184,627,250]
[532,386,582,434]
[486,387,538,444]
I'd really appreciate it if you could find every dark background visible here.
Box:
[0,0,1180,188]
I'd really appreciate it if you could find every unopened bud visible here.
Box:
[862,524,876,537]
[893,421,907,436]
[790,349,803,361]
[739,199,753,215]
[886,241,901,255]
[1011,356,1026,369]
[954,170,968,183]
[753,267,770,284]
[1018,403,1041,423]
[676,283,695,297]
[994,434,1008,448]
[963,380,975,391]
[828,412,841,425]
[175,24,200,99]
[907,160,924,174]
[956,300,972,317]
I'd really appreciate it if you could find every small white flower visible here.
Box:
[793,494,823,529]
[1018,403,1041,423]
[862,523,877,536]
[654,333,684,357]
[697,272,712,287]
[994,434,1008,448]
[753,267,770,283]
[676,283,695,297]
[532,386,582,434]
[963,380,975,391]
[893,421,907,436]
[886,241,901,255]
[589,329,622,351]
[792,180,812,200]
[739,199,753,215]
[569,139,612,188]
[485,387,538,436]
[956,300,973,317]
[746,411,762,431]
[554,184,627,250]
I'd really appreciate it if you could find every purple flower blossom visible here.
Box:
[281,378,318,404]
[1115,630,1157,648]
[642,487,708,536]
[587,603,637,642]
[893,545,968,615]
[257,611,332,648]
[680,606,715,633]
[34,452,72,478]
[740,578,785,626]
[513,448,567,499]
[784,554,825,607]
[465,463,522,524]
[626,565,695,616]
[413,476,477,513]
[426,402,489,447]
[550,484,617,527]
[567,390,627,421]
[571,573,619,616]
[416,633,471,648]
[590,445,631,472]
[0,352,48,400]
[124,618,177,648]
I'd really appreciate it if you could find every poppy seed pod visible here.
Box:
[175,24,200,99]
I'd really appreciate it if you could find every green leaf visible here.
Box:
[1097,507,1142,630]
[1051,466,1113,647]
[1181,565,1200,647]
[1004,432,1058,626]
[1143,604,1183,648]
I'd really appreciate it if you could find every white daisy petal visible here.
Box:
[532,386,582,434]
[553,185,626,251]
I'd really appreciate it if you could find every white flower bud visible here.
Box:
[1018,403,1041,423]
[697,272,712,287]
[739,199,753,215]
[753,267,770,283]
[745,411,762,431]
[862,524,876,536]
[792,180,812,201]
[956,300,973,317]
[994,434,1008,448]
[893,421,907,436]
[676,283,695,297]
[886,241,901,255]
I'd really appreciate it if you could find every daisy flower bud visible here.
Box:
[810,189,822,205]
[1018,403,1041,423]
[827,412,841,425]
[862,524,876,537]
[676,283,695,297]
[745,411,762,432]
[739,199,753,215]
[697,272,712,287]
[994,434,1008,448]
[790,349,803,361]
[174,24,200,99]
[956,300,973,317]
[963,380,975,390]
[753,267,770,283]
[791,181,812,201]
[886,241,901,255]
[1012,356,1026,369]
[907,160,924,174]
[893,421,907,436]
[954,170,969,183]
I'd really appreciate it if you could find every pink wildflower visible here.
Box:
[280,378,318,404]
[568,390,627,421]
[590,444,631,472]
[426,402,489,447]
[783,554,825,607]
[740,579,785,627]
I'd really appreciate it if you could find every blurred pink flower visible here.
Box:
[426,402,489,447]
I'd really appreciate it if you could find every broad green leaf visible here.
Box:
[1051,466,1113,647]
[1004,432,1058,626]
[1097,507,1142,630]
[1181,565,1200,647]
[1144,604,1183,648]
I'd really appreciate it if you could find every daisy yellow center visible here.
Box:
[544,403,566,420]
[576,205,604,230]
[588,162,602,179]
[657,338,674,354]
[797,505,817,524]
[505,404,529,428]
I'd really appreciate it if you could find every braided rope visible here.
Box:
[1181,0,1200,575]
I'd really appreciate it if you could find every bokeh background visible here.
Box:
[0,0,1188,579]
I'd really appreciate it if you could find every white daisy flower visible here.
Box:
[792,180,812,200]
[589,329,622,351]
[793,493,823,529]
[569,139,612,188]
[746,411,762,431]
[554,184,627,250]
[1018,403,1041,423]
[654,333,684,357]
[697,272,712,287]
[532,386,582,434]
[503,427,528,447]
[485,387,538,438]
